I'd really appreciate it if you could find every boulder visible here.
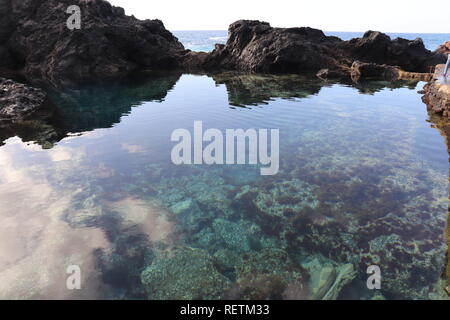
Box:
[192,20,348,74]
[436,41,450,57]
[350,61,401,81]
[0,0,185,85]
[0,77,48,120]
[342,31,444,73]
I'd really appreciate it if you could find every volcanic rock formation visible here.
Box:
[0,0,185,86]
[0,77,50,120]
[184,20,445,78]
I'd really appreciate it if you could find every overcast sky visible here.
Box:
[108,0,449,33]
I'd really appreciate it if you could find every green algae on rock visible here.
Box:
[141,247,230,300]
[231,249,309,300]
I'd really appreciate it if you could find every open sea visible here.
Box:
[173,30,450,52]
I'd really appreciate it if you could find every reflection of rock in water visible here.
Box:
[212,73,327,107]
[48,72,182,133]
[63,188,181,298]
[0,72,182,148]
[0,147,110,299]
[0,73,424,149]
[211,72,424,107]
[352,79,420,95]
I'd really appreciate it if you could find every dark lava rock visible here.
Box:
[342,31,444,73]
[0,77,48,120]
[350,61,402,82]
[190,20,349,74]
[0,0,185,85]
[186,21,445,78]
[1,5,444,85]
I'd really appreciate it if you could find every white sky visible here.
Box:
[109,0,450,33]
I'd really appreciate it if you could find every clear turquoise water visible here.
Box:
[0,73,448,300]
[173,30,450,52]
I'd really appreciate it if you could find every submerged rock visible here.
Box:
[0,78,48,120]
[141,247,230,300]
[321,264,356,300]
[301,256,356,300]
[95,228,153,299]
[212,219,251,252]
[230,248,309,300]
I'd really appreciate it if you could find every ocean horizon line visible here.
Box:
[171,29,450,35]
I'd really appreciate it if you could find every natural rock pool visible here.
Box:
[0,73,448,300]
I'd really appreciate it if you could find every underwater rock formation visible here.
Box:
[422,65,450,118]
[230,248,309,300]
[0,78,50,120]
[141,247,230,300]
[0,0,185,86]
[301,256,356,300]
[228,157,447,300]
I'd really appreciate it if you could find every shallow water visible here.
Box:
[0,73,448,300]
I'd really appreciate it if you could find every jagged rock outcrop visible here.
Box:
[342,31,444,73]
[1,1,445,86]
[0,77,50,120]
[186,20,350,75]
[0,0,185,86]
[183,20,446,79]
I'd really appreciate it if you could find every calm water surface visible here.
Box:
[0,73,448,300]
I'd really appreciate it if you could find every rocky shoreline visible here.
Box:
[422,65,450,118]
[0,0,449,120]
